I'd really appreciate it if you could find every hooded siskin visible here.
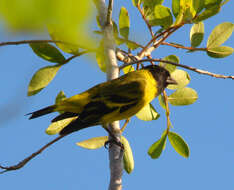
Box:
[27,65,177,135]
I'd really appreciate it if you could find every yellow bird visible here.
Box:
[28,65,177,135]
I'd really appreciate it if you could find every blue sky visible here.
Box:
[0,1,233,189]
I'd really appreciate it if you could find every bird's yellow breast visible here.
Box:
[101,70,158,122]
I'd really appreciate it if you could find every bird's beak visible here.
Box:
[166,76,177,85]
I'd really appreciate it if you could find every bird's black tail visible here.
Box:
[59,118,92,135]
[26,105,56,119]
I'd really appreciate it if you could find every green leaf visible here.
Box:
[168,87,198,106]
[173,8,184,26]
[96,40,106,73]
[173,0,198,25]
[180,0,196,21]
[190,22,204,47]
[96,16,102,29]
[142,0,164,26]
[55,91,66,104]
[204,0,222,8]
[192,0,205,14]
[48,25,79,54]
[132,0,141,6]
[0,0,93,32]
[115,37,125,46]
[136,103,160,121]
[207,22,234,48]
[167,69,191,90]
[148,131,167,159]
[158,94,166,110]
[172,0,180,17]
[126,41,141,50]
[168,131,190,158]
[142,0,164,16]
[173,0,202,24]
[30,43,65,64]
[28,65,61,96]
[143,0,163,7]
[76,136,108,149]
[121,136,134,174]
[55,91,66,114]
[113,21,119,38]
[46,117,77,135]
[154,5,173,28]
[207,46,234,58]
[160,55,179,73]
[123,65,135,74]
[221,0,230,6]
[193,5,220,22]
[119,7,130,39]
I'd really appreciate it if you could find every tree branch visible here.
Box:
[0,134,67,174]
[0,40,97,52]
[0,39,61,46]
[119,58,234,80]
[138,25,183,58]
[106,0,113,25]
[96,1,123,190]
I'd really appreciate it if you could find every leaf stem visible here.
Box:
[161,42,207,51]
[163,91,171,133]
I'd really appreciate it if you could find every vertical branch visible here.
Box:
[95,1,123,190]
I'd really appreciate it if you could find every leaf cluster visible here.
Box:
[0,0,233,175]
[24,0,233,173]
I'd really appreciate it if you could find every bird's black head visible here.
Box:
[143,65,177,94]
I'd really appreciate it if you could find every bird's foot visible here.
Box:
[104,139,124,150]
[104,126,124,150]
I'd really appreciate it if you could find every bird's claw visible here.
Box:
[104,139,124,150]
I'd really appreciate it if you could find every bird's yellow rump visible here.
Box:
[28,65,177,135]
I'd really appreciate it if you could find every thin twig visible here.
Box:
[0,134,67,174]
[138,25,183,58]
[0,40,97,52]
[136,4,154,37]
[161,42,207,51]
[0,40,76,47]
[119,58,234,80]
[62,50,88,65]
[152,27,181,49]
[0,40,60,46]
[136,26,181,69]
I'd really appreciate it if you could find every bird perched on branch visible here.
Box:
[28,65,177,135]
[0,65,177,173]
